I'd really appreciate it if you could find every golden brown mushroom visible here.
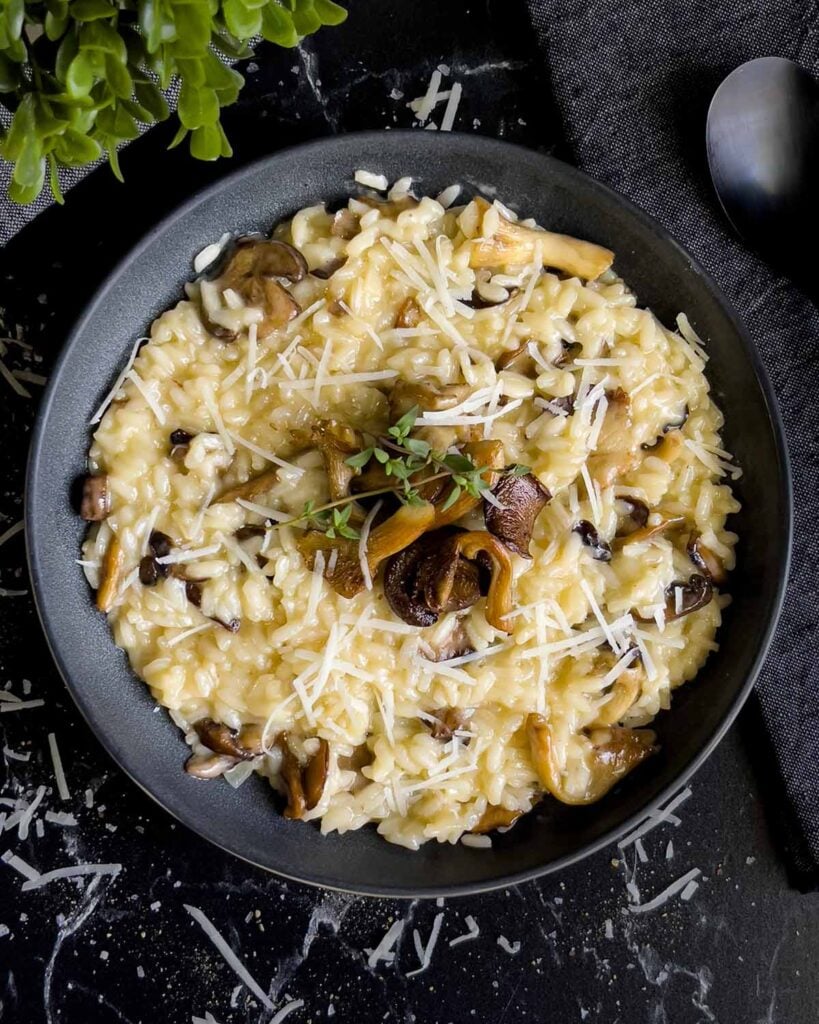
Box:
[81,474,111,521]
[211,468,280,505]
[573,520,612,562]
[590,654,643,727]
[185,753,238,779]
[280,736,330,819]
[331,208,359,239]
[96,535,125,613]
[214,238,303,339]
[193,719,263,760]
[472,805,524,834]
[428,707,470,741]
[311,256,347,280]
[527,714,657,805]
[298,502,436,599]
[687,534,728,586]
[616,512,686,547]
[395,297,422,328]
[468,198,614,280]
[307,420,364,502]
[453,531,514,631]
[484,470,552,557]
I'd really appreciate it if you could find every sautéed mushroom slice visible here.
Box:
[527,714,657,805]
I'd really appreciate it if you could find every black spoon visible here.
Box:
[706,56,819,293]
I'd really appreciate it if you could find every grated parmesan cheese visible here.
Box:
[439,81,463,132]
[47,732,70,801]
[0,520,23,549]
[407,912,444,976]
[278,369,398,391]
[127,369,166,426]
[628,868,701,914]
[497,935,521,955]
[184,905,274,1009]
[449,915,480,947]
[270,1000,305,1024]
[156,543,221,565]
[358,500,383,592]
[365,918,404,967]
[21,862,122,890]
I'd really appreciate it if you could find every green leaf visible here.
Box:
[345,448,373,469]
[216,121,232,157]
[134,81,170,121]
[176,55,205,85]
[223,0,261,38]
[442,453,475,474]
[33,98,69,138]
[138,0,163,52]
[403,437,430,458]
[211,27,252,58]
[260,3,298,45]
[373,448,389,465]
[104,137,124,181]
[5,0,24,40]
[440,484,462,512]
[202,51,243,103]
[389,405,419,440]
[53,127,101,164]
[65,50,97,96]
[96,103,139,139]
[9,173,46,205]
[313,0,346,25]
[167,121,188,148]
[80,19,127,60]
[0,52,19,90]
[189,121,221,159]
[105,52,133,97]
[55,28,79,81]
[1,93,35,160]
[72,0,117,21]
[171,0,212,55]
[510,463,531,476]
[178,79,218,128]
[291,0,320,35]
[48,153,65,204]
[45,8,70,39]
[13,135,44,188]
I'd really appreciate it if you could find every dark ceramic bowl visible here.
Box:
[25,131,791,896]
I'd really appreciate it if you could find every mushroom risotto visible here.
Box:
[80,178,740,849]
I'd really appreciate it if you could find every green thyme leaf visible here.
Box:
[440,485,462,512]
[510,463,531,476]
[345,448,374,469]
[389,405,419,442]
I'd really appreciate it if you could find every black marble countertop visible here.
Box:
[1,2,817,1021]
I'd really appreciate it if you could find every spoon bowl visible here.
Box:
[706,56,819,285]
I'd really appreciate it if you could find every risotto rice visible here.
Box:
[80,179,740,849]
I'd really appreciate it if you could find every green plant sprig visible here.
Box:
[264,408,532,541]
[0,0,347,204]
[348,405,531,511]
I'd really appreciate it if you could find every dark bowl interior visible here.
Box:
[25,131,791,896]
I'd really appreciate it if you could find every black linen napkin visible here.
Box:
[526,0,819,883]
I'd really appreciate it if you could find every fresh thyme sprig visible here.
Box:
[346,405,514,511]
[265,407,532,541]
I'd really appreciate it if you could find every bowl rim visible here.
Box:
[25,130,793,897]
